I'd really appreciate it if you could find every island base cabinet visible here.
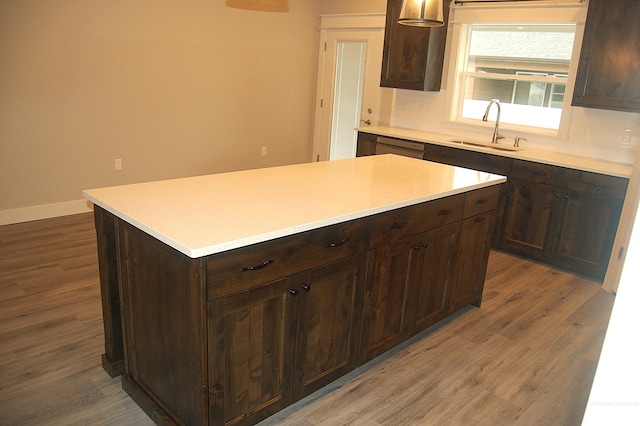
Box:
[411,223,461,333]
[207,278,297,426]
[294,257,365,398]
[360,222,461,363]
[117,221,209,426]
[448,212,494,314]
[95,183,501,426]
[208,255,366,426]
[360,237,417,362]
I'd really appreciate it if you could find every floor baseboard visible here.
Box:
[0,199,93,226]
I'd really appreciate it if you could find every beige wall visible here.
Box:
[320,0,386,14]
[0,0,322,217]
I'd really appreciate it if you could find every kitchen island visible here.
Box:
[84,155,505,426]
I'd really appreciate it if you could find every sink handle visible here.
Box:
[514,137,527,147]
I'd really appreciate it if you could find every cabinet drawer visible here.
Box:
[369,194,464,248]
[426,144,513,176]
[511,159,581,187]
[512,159,628,199]
[206,219,369,299]
[568,171,629,199]
[464,186,500,218]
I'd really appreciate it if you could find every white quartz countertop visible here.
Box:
[359,125,633,178]
[83,155,506,258]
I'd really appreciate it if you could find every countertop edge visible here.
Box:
[84,177,506,259]
[358,126,633,179]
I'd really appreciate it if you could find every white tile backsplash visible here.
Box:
[389,89,639,165]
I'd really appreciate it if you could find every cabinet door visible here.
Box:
[380,0,448,91]
[448,212,494,314]
[408,223,460,334]
[425,144,512,248]
[502,179,561,261]
[360,236,419,362]
[294,255,366,399]
[553,190,624,280]
[208,278,297,426]
[572,0,640,112]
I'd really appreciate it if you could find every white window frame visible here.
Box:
[443,0,588,138]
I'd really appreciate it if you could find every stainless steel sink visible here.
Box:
[448,139,522,152]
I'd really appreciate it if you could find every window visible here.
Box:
[445,1,588,136]
[457,24,577,131]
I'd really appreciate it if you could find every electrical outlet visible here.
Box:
[114,158,122,171]
[572,124,586,137]
[261,146,267,156]
[623,128,632,145]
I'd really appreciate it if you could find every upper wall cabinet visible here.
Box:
[380,0,449,91]
[572,0,640,112]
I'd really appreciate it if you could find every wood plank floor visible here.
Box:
[0,213,614,426]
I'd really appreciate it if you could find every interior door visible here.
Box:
[312,27,384,162]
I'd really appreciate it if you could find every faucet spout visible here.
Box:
[482,99,503,144]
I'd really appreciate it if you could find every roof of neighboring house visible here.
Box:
[469,28,575,61]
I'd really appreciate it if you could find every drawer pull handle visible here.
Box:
[391,222,405,230]
[413,245,421,251]
[474,217,486,223]
[421,243,429,248]
[437,209,452,216]
[289,289,298,296]
[529,170,545,176]
[327,238,349,248]
[302,284,312,292]
[475,199,488,205]
[241,259,274,272]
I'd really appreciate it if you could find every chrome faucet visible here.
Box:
[482,99,504,144]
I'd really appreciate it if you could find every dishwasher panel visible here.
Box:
[374,137,426,159]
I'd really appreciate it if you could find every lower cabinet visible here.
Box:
[553,189,623,278]
[105,187,499,426]
[360,187,498,363]
[360,223,460,362]
[208,277,296,426]
[502,160,627,280]
[502,179,557,261]
[208,255,366,426]
[448,211,494,313]
[357,132,629,282]
[424,143,512,248]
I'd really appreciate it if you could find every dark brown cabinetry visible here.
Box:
[360,187,498,363]
[356,130,629,281]
[360,225,460,362]
[572,0,640,112]
[502,178,557,261]
[380,0,449,91]
[502,160,627,280]
[356,132,377,157]
[208,255,366,425]
[94,184,500,426]
[425,144,512,247]
[208,277,296,426]
[360,195,465,362]
[448,190,498,313]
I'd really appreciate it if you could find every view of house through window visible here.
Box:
[459,24,576,130]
